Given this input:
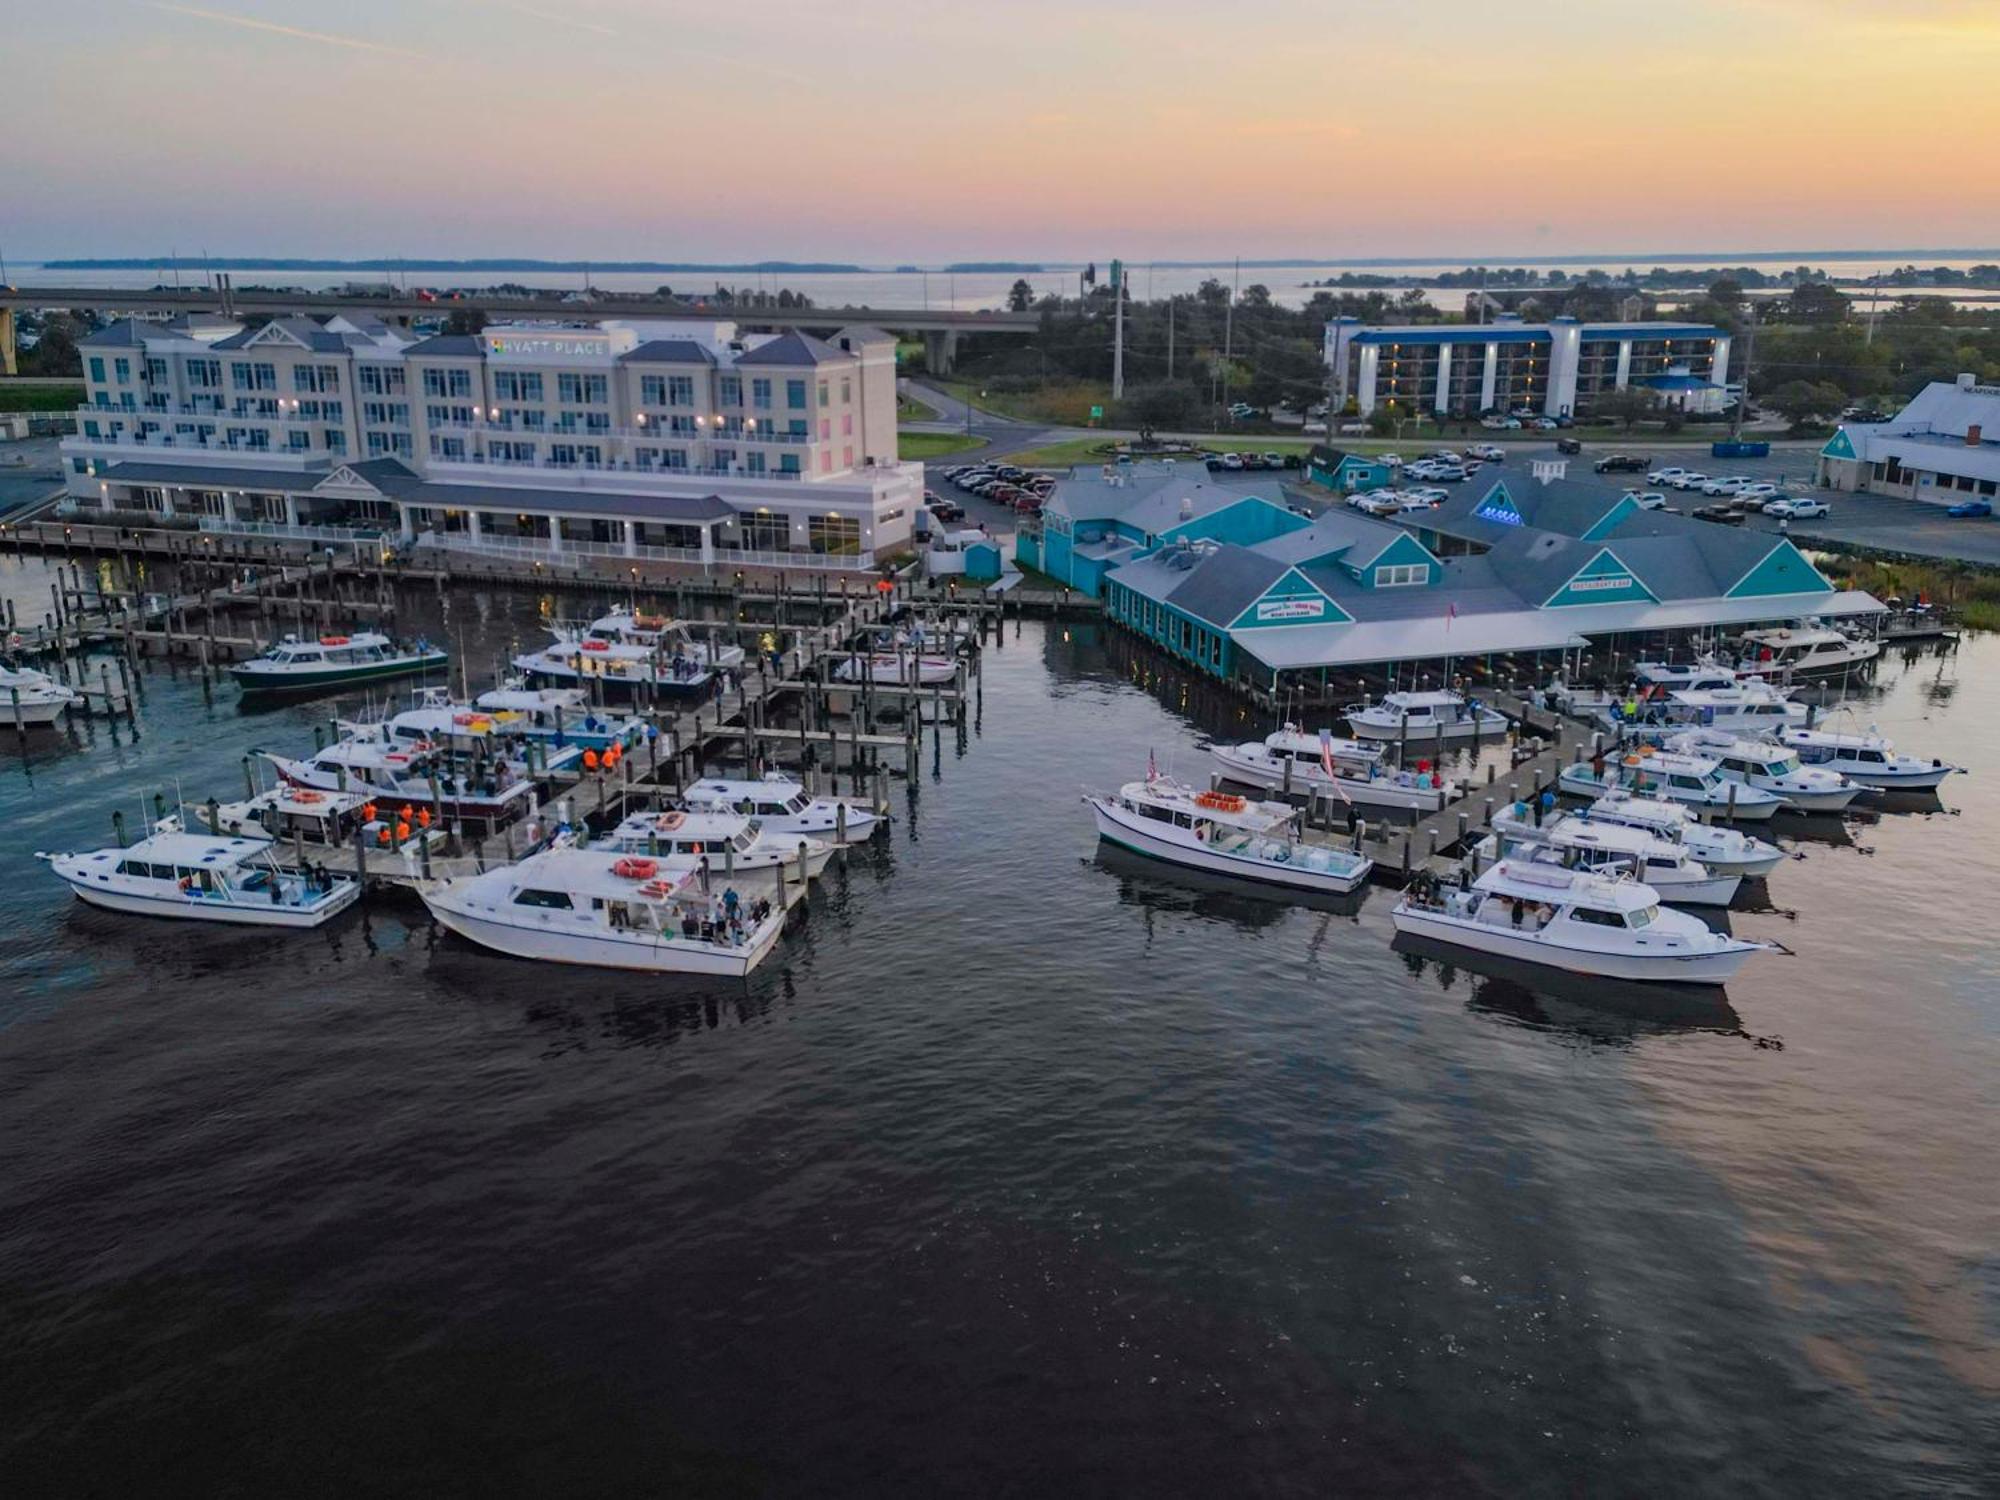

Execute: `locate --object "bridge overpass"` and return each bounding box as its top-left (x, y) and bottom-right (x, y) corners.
top-left (0, 284), bottom-right (1038, 375)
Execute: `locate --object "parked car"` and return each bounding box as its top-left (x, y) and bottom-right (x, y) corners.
top-left (1647, 465), bottom-right (1694, 485)
top-left (1466, 443), bottom-right (1505, 462)
top-left (1666, 472), bottom-right (1710, 491)
top-left (1947, 498), bottom-right (1993, 518)
top-left (1623, 490), bottom-right (1669, 510)
top-left (1405, 486), bottom-right (1449, 505)
top-left (1355, 493), bottom-right (1405, 517)
top-left (1219, 452), bottom-right (1245, 471)
top-left (1013, 495), bottom-right (1044, 514)
top-left (1338, 421), bottom-right (1370, 436)
top-left (1692, 504), bottom-right (1744, 525)
top-left (1555, 437), bottom-right (1583, 455)
top-left (1700, 475), bottom-right (1754, 496)
top-left (1431, 463), bottom-right (1470, 482)
top-left (1379, 453), bottom-right (1404, 468)
top-left (1763, 497), bottom-right (1828, 519)
top-left (1531, 417), bottom-right (1560, 431)
top-left (1595, 453), bottom-right (1648, 473)
top-left (1261, 452), bottom-right (1287, 469)
top-left (1287, 503), bottom-right (1316, 518)
top-left (1395, 493), bottom-right (1442, 512)
top-left (1730, 483), bottom-right (1783, 509)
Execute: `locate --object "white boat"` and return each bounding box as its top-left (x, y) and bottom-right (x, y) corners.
top-left (833, 651), bottom-right (959, 686)
top-left (230, 631), bottom-right (447, 694)
top-left (1391, 860), bottom-right (1772, 983)
top-left (1667, 730), bottom-right (1862, 813)
top-left (1210, 725), bottom-right (1456, 813)
top-left (1345, 690), bottom-right (1509, 744)
top-left (1478, 805), bottom-right (1741, 906)
top-left (1085, 776), bottom-right (1373, 895)
top-left (1662, 682), bottom-right (1809, 735)
top-left (441, 685), bottom-right (645, 752)
top-left (1558, 746), bottom-right (1784, 821)
top-left (1777, 726), bottom-right (1961, 791)
top-left (260, 709), bottom-right (558, 827)
top-left (40, 823), bottom-right (359, 928)
top-left (513, 610), bottom-right (744, 700)
top-left (421, 845), bottom-right (786, 976)
top-left (1634, 656), bottom-right (1743, 692)
top-left (678, 775), bottom-right (883, 844)
top-left (206, 784), bottom-right (442, 855)
top-left (1733, 625), bottom-right (1880, 679)
top-left (598, 808), bottom-right (834, 881)
top-left (0, 662), bottom-right (81, 726)
top-left (1571, 791), bottom-right (1786, 879)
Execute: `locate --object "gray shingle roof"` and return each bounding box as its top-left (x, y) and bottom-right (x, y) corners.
top-left (1160, 543), bottom-right (1291, 626)
top-left (733, 331), bottom-right (849, 367)
top-left (100, 460), bottom-right (331, 491)
top-left (79, 319), bottom-right (158, 348)
top-left (622, 339), bottom-right (718, 365)
top-left (403, 334), bottom-right (487, 358)
top-left (1255, 510), bottom-right (1408, 567)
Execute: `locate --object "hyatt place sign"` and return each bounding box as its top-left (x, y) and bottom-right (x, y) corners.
top-left (487, 335), bottom-right (609, 358)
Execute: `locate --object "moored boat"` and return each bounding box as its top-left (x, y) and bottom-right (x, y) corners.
top-left (1479, 804), bottom-right (1741, 906)
top-left (230, 632), bottom-right (447, 695)
top-left (1777, 726), bottom-right (1960, 791)
top-left (0, 663), bottom-right (81, 727)
top-left (40, 823), bottom-right (359, 927)
top-left (420, 845), bottom-right (786, 975)
top-left (1345, 690), bottom-right (1509, 744)
top-left (1391, 860), bottom-right (1772, 982)
top-left (598, 808), bottom-right (834, 880)
top-left (1733, 625), bottom-right (1880, 679)
top-left (1558, 745), bottom-right (1784, 821)
top-left (1667, 729), bottom-right (1863, 813)
top-left (1210, 724), bottom-right (1455, 814)
top-left (1085, 775), bottom-right (1374, 895)
top-left (677, 775), bottom-right (883, 844)
top-left (1571, 790), bottom-right (1786, 879)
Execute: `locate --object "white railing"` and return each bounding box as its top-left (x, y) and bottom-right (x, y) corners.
top-left (198, 517), bottom-right (385, 543)
top-left (413, 530), bottom-right (874, 571)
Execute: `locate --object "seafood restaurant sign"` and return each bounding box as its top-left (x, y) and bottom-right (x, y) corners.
top-left (1256, 598), bottom-right (1328, 622)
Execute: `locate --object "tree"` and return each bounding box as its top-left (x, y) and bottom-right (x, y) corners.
top-left (1781, 282), bottom-right (1850, 325)
top-left (442, 307), bottom-right (488, 336)
top-left (1593, 385), bottom-right (1662, 432)
top-left (1120, 380), bottom-right (1201, 430)
top-left (26, 313), bottom-right (82, 377)
top-left (1707, 276), bottom-right (1744, 310)
top-left (1007, 278), bottom-right (1034, 313)
top-left (1765, 379), bottom-right (1848, 429)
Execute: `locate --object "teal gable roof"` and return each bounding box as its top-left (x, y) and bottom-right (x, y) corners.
top-left (1726, 539), bottom-right (1834, 599)
top-left (1159, 495), bottom-right (1307, 550)
top-left (1227, 568), bottom-right (1354, 629)
top-left (1580, 495), bottom-right (1638, 541)
top-left (1542, 547), bottom-right (1659, 608)
top-left (1468, 483), bottom-right (1526, 528)
top-left (1358, 530), bottom-right (1439, 576)
top-left (1821, 428), bottom-right (1858, 461)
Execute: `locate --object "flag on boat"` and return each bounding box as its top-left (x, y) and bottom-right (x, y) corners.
top-left (1318, 728), bottom-right (1352, 805)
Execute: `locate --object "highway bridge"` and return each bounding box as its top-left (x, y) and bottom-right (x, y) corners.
top-left (0, 284), bottom-right (1038, 374)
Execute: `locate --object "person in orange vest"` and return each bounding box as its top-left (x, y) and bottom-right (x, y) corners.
top-left (416, 807), bottom-right (432, 829)
top-left (583, 749), bottom-right (600, 772)
top-left (395, 820), bottom-right (411, 843)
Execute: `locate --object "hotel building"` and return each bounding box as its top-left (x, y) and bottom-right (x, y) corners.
top-left (1323, 316), bottom-right (1731, 420)
top-left (62, 314), bottom-right (918, 568)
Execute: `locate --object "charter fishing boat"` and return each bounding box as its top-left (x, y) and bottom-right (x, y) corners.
top-left (1667, 729), bottom-right (1863, 813)
top-left (206, 784), bottom-right (442, 856)
top-left (230, 632), bottom-right (447, 695)
top-left (1558, 746), bottom-right (1784, 821)
top-left (598, 808), bottom-right (834, 881)
top-left (677, 775), bottom-right (883, 844)
top-left (0, 662), bottom-right (82, 727)
top-left (413, 685), bottom-right (644, 753)
top-left (420, 845), bottom-right (787, 976)
top-left (259, 711), bottom-right (554, 828)
top-left (1571, 790), bottom-right (1786, 879)
top-left (1660, 682), bottom-right (1808, 735)
top-left (832, 628), bottom-right (960, 687)
top-left (39, 821), bottom-right (359, 928)
top-left (1344, 690), bottom-right (1509, 744)
top-left (1732, 625), bottom-right (1880, 679)
top-left (1634, 656), bottom-right (1743, 693)
top-left (1210, 725), bottom-right (1455, 813)
top-left (513, 610), bottom-right (744, 701)
top-left (1777, 726), bottom-right (1960, 791)
top-left (1478, 804), bottom-right (1741, 906)
top-left (1084, 775), bottom-right (1374, 895)
top-left (1391, 860), bottom-right (1772, 982)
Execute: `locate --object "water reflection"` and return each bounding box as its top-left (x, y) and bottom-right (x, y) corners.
top-left (1392, 932), bottom-right (1745, 1044)
top-left (1088, 842), bottom-right (1367, 928)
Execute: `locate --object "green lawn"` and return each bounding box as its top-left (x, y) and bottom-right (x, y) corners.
top-left (0, 382), bottom-right (84, 412)
top-left (897, 429), bottom-right (985, 460)
top-left (897, 392), bottom-right (940, 420)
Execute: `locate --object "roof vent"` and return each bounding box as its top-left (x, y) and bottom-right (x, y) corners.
top-left (1530, 458), bottom-right (1567, 484)
top-left (1179, 495), bottom-right (1194, 520)
top-left (1957, 372), bottom-right (1977, 389)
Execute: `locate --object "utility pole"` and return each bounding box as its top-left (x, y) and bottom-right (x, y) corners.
top-left (1166, 299), bottom-right (1175, 381)
top-left (1110, 259), bottom-right (1125, 401)
top-left (1731, 303), bottom-right (1757, 440)
top-left (1864, 274), bottom-right (1882, 346)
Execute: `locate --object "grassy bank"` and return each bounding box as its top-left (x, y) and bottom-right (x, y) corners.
top-left (896, 392), bottom-right (939, 420)
top-left (938, 377), bottom-right (1108, 426)
top-left (897, 429), bottom-right (984, 460)
top-left (1821, 553), bottom-right (2000, 630)
top-left (0, 383), bottom-right (84, 412)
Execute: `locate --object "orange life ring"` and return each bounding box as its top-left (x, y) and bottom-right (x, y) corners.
top-left (319, 634), bottom-right (350, 646)
top-left (654, 812), bottom-right (686, 832)
top-left (580, 639), bottom-right (610, 652)
top-left (293, 789), bottom-right (325, 804)
top-left (637, 879), bottom-right (673, 899)
top-left (613, 856), bottom-right (658, 880)
top-left (1194, 790), bottom-right (1247, 813)
top-left (453, 713), bottom-right (475, 726)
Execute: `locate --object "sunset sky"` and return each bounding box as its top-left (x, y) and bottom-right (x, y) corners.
top-left (8, 0), bottom-right (1999, 263)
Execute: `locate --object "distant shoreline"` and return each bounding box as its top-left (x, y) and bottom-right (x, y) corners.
top-left (37, 258), bottom-right (870, 274)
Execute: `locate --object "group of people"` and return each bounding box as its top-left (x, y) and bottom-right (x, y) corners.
top-left (680, 885), bottom-right (775, 947)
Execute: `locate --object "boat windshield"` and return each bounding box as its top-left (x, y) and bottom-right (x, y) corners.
top-left (1763, 754), bottom-right (1801, 775)
top-left (1628, 905), bottom-right (1656, 929)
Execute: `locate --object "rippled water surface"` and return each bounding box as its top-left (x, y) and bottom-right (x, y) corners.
top-left (1, 557), bottom-right (1994, 1496)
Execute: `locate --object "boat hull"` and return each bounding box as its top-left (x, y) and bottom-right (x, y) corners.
top-left (423, 895), bottom-right (781, 976)
top-left (1389, 906), bottom-right (1758, 983)
top-left (1089, 798), bottom-right (1371, 895)
top-left (56, 874), bottom-right (359, 928)
top-left (1833, 766), bottom-right (1955, 791)
top-left (834, 657), bottom-right (958, 687)
top-left (1210, 746), bottom-right (1443, 813)
top-left (515, 660), bottom-right (719, 701)
top-left (232, 652), bottom-right (448, 695)
top-left (1345, 713), bottom-right (1508, 744)
top-left (1558, 767), bottom-right (1781, 821)
top-left (0, 697), bottom-right (71, 727)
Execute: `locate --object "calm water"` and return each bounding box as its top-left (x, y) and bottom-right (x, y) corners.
top-left (1, 555), bottom-right (1995, 1495)
top-left (16, 257), bottom-right (2000, 313)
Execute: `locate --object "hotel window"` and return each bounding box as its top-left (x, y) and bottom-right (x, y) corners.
top-left (747, 452), bottom-right (767, 474)
top-left (787, 379), bottom-right (807, 409)
top-left (557, 373), bottom-right (607, 404)
top-left (145, 358), bottom-right (168, 383)
top-left (325, 431), bottom-right (346, 456)
top-left (364, 402), bottom-right (409, 427)
top-left (288, 431), bottom-right (311, 452)
top-left (751, 378), bottom-right (773, 410)
top-left (843, 446), bottom-right (853, 468)
top-left (843, 414), bottom-right (853, 436)
top-left (817, 381), bottom-right (829, 408)
top-left (808, 515), bottom-right (862, 555)
top-left (294, 365), bottom-right (339, 394)
top-left (187, 359), bottom-right (220, 388)
top-left (663, 450), bottom-right (688, 471)
top-left (1374, 563), bottom-right (1425, 587)
top-left (88, 358), bottom-right (106, 383)
top-left (494, 371), bottom-right (543, 402)
top-left (741, 513), bottom-right (789, 551)
top-left (668, 376), bottom-right (695, 406)
top-left (115, 359), bottom-right (131, 383)
top-left (431, 436), bottom-right (467, 460)
top-left (584, 412), bottom-right (610, 433)
top-left (820, 419), bottom-right (831, 441)
top-left (841, 378), bottom-right (851, 403)
top-left (519, 410), bottom-right (546, 431)
top-left (720, 376), bottom-right (742, 406)
top-left (549, 443), bottom-right (577, 466)
top-left (640, 375), bottom-right (666, 406)
top-left (780, 453), bottom-right (801, 475)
